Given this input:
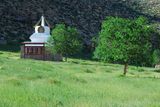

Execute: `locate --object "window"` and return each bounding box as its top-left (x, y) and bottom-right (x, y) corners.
top-left (24, 46), bottom-right (44, 55)
top-left (38, 26), bottom-right (45, 33)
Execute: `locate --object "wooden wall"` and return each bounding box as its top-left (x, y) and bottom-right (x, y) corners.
top-left (21, 45), bottom-right (62, 61)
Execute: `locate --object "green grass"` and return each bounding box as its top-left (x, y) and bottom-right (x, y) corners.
top-left (0, 50), bottom-right (160, 107)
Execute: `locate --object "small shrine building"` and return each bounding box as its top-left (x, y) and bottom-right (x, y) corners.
top-left (21, 16), bottom-right (62, 61)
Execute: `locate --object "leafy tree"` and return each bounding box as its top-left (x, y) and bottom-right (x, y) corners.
top-left (47, 24), bottom-right (82, 61)
top-left (94, 16), bottom-right (153, 75)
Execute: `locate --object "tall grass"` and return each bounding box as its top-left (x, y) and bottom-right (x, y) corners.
top-left (0, 50), bottom-right (160, 107)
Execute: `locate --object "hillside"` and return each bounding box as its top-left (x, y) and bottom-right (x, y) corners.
top-left (135, 0), bottom-right (160, 17)
top-left (0, 0), bottom-right (160, 44)
top-left (0, 49), bottom-right (160, 107)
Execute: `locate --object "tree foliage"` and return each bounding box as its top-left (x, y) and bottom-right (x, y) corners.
top-left (47, 24), bottom-right (82, 61)
top-left (94, 16), bottom-right (153, 75)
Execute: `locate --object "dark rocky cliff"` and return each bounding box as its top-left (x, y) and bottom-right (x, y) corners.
top-left (0, 0), bottom-right (160, 44)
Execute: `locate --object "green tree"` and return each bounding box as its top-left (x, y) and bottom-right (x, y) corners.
top-left (94, 16), bottom-right (153, 75)
top-left (47, 24), bottom-right (82, 61)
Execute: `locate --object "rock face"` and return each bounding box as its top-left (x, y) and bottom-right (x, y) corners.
top-left (0, 0), bottom-right (160, 44)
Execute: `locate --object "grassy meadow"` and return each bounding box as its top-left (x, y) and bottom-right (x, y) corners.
top-left (0, 47), bottom-right (160, 107)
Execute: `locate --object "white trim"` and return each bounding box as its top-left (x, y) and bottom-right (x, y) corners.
top-left (25, 44), bottom-right (44, 46)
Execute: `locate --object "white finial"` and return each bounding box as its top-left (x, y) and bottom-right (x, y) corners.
top-left (41, 16), bottom-right (45, 26)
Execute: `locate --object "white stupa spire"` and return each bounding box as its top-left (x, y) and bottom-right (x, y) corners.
top-left (29, 15), bottom-right (51, 43)
top-left (41, 16), bottom-right (45, 26)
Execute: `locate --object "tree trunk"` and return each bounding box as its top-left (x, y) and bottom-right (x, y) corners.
top-left (65, 56), bottom-right (67, 62)
top-left (123, 63), bottom-right (128, 76)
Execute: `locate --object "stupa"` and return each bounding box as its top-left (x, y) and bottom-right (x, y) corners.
top-left (30, 16), bottom-right (50, 43)
top-left (21, 16), bottom-right (62, 61)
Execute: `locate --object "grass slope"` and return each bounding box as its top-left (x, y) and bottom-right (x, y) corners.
top-left (0, 50), bottom-right (160, 107)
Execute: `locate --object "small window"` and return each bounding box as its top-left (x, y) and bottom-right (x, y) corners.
top-left (29, 47), bottom-right (33, 54)
top-left (38, 47), bottom-right (42, 54)
top-left (38, 26), bottom-right (45, 33)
